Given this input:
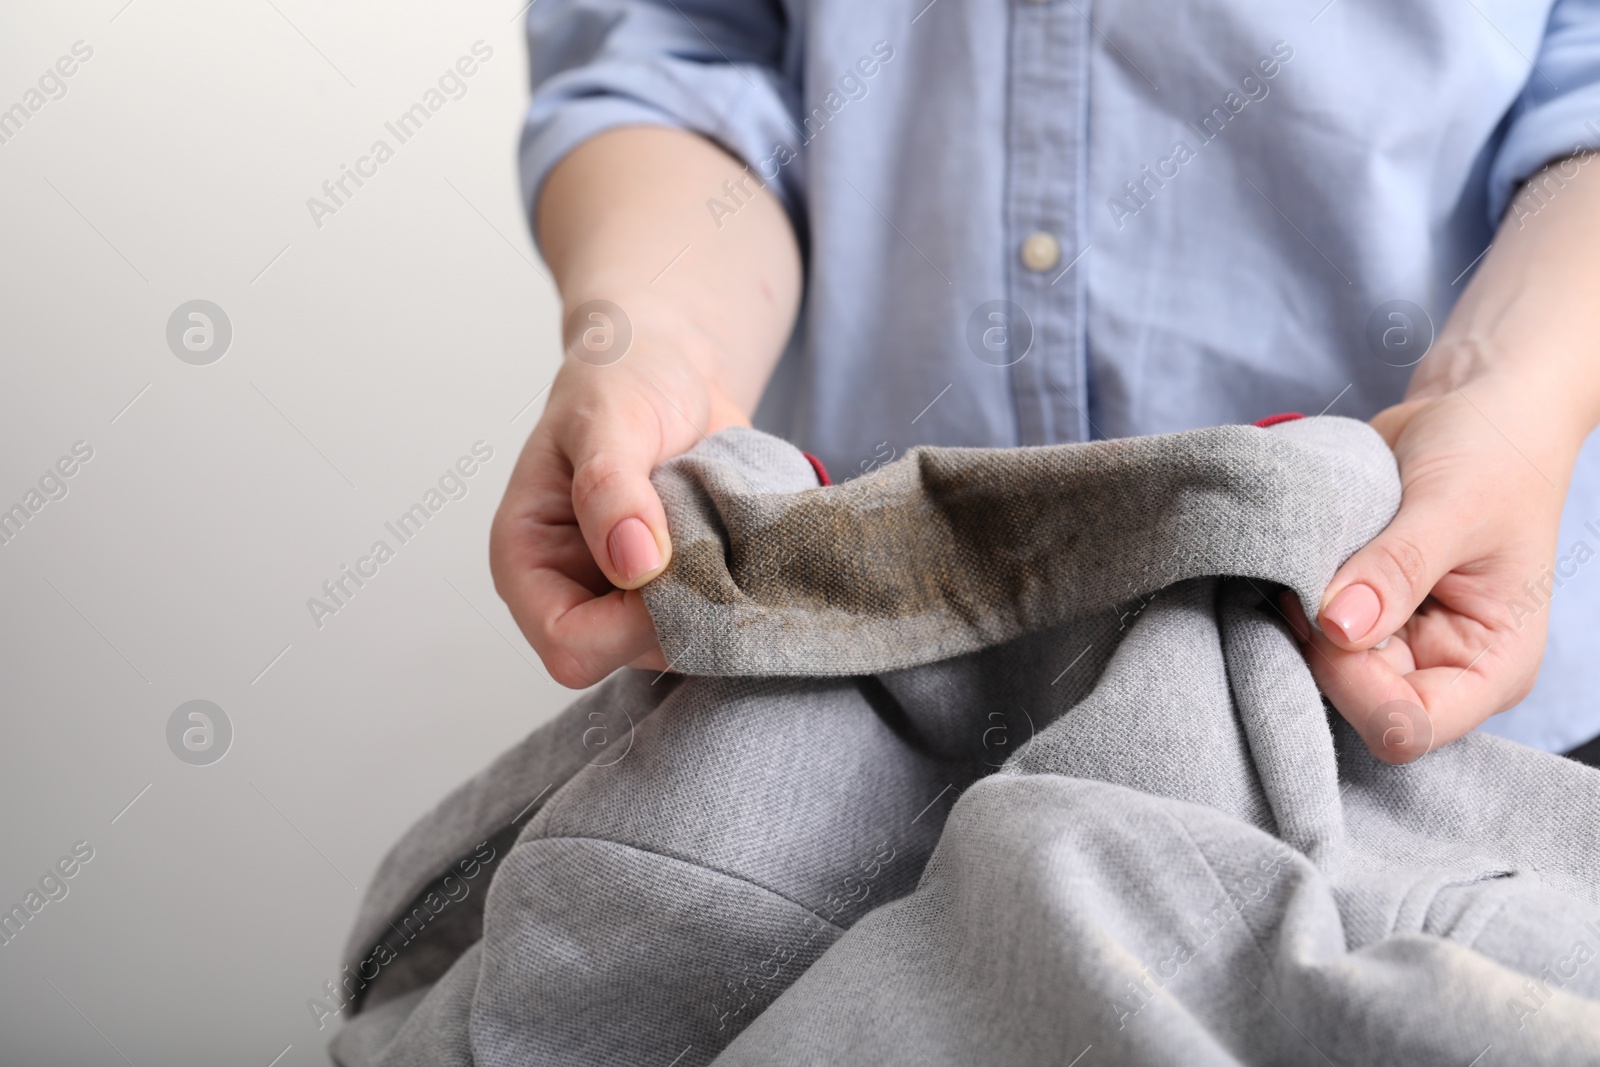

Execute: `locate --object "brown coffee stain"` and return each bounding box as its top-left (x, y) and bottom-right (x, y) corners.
top-left (658, 428), bottom-right (1286, 640)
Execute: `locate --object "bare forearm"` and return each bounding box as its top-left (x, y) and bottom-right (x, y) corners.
top-left (1415, 154), bottom-right (1600, 461)
top-left (535, 125), bottom-right (802, 414)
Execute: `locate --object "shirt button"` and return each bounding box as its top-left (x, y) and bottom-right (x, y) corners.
top-left (1020, 231), bottom-right (1061, 272)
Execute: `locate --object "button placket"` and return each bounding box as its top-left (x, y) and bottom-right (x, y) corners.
top-left (1005, 0), bottom-right (1090, 446)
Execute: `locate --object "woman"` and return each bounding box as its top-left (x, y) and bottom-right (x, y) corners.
top-left (490, 0), bottom-right (1600, 760)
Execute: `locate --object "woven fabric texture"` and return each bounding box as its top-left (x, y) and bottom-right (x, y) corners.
top-left (331, 420), bottom-right (1600, 1066)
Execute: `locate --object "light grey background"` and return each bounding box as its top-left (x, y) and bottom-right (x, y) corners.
top-left (0, 2), bottom-right (578, 1064)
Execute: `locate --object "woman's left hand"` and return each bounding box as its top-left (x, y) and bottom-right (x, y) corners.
top-left (1281, 376), bottom-right (1579, 762)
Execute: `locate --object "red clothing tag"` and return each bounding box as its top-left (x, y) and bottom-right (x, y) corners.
top-left (802, 451), bottom-right (832, 486)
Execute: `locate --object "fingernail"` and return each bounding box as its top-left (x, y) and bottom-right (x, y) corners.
top-left (607, 518), bottom-right (663, 584)
top-left (1322, 583), bottom-right (1381, 643)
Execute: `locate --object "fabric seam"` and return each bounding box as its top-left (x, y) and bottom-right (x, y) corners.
top-left (507, 832), bottom-right (851, 935)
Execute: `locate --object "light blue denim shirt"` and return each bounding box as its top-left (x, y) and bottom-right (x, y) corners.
top-left (518, 0), bottom-right (1600, 751)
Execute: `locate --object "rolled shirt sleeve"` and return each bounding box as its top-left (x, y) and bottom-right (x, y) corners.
top-left (517, 0), bottom-right (804, 248)
top-left (1488, 0), bottom-right (1600, 221)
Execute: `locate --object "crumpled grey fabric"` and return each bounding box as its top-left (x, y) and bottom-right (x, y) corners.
top-left (330, 418), bottom-right (1600, 1067)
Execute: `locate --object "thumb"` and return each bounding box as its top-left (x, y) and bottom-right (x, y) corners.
top-left (1318, 495), bottom-right (1462, 651)
top-left (561, 407), bottom-right (673, 590)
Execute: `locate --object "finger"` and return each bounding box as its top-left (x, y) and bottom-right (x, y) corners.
top-left (1406, 634), bottom-right (1523, 740)
top-left (627, 645), bottom-right (671, 673)
top-left (1318, 493), bottom-right (1470, 652)
top-left (1295, 611), bottom-right (1499, 763)
top-left (556, 395), bottom-right (675, 590)
top-left (490, 430), bottom-right (664, 686)
top-left (492, 434), bottom-right (610, 594)
top-left (1295, 620), bottom-right (1428, 763)
top-left (509, 559), bottom-right (663, 687)
top-left (1282, 589), bottom-right (1415, 671)
top-left (1278, 590), bottom-right (1312, 643)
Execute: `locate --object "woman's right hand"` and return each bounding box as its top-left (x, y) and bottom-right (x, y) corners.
top-left (490, 126), bottom-right (802, 688)
top-left (491, 304), bottom-right (752, 688)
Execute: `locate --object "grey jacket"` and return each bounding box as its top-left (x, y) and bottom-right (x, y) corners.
top-left (330, 418), bottom-right (1600, 1066)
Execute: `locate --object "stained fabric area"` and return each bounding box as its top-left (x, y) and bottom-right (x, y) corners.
top-left (330, 421), bottom-right (1600, 1066)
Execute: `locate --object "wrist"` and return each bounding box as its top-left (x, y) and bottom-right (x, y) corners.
top-left (554, 283), bottom-right (769, 424)
top-left (1409, 338), bottom-right (1595, 461)
top-left (559, 283), bottom-right (724, 373)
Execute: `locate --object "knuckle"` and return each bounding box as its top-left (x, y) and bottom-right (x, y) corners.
top-left (569, 457), bottom-right (632, 515)
top-left (488, 519), bottom-right (512, 571)
top-left (488, 571), bottom-right (515, 606)
top-left (1378, 743), bottom-right (1425, 766)
top-left (544, 661), bottom-right (590, 689)
top-left (1374, 534), bottom-right (1431, 599)
top-left (1502, 662), bottom-right (1539, 709)
top-left (1366, 715), bottom-right (1430, 765)
top-left (529, 617), bottom-right (607, 690)
top-left (543, 647), bottom-right (601, 690)
top-left (486, 525), bottom-right (529, 601)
